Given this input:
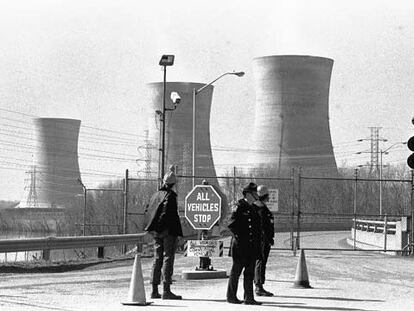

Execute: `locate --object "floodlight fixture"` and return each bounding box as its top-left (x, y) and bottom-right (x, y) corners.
top-left (159, 54), bottom-right (175, 66)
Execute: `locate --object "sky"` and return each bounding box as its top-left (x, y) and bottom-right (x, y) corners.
top-left (0, 0), bottom-right (413, 201)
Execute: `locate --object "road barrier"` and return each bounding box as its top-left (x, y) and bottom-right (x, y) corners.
top-left (0, 233), bottom-right (147, 259)
top-left (350, 217), bottom-right (409, 253)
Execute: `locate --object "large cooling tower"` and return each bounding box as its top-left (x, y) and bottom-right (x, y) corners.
top-left (18, 118), bottom-right (83, 208)
top-left (251, 55), bottom-right (337, 174)
top-left (146, 82), bottom-right (218, 193)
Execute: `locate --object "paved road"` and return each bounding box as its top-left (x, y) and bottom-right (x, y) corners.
top-left (0, 232), bottom-right (413, 311)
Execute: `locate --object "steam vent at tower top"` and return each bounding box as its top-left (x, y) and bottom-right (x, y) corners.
top-left (251, 55), bottom-right (337, 175)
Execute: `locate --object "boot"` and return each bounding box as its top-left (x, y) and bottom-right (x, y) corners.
top-left (151, 284), bottom-right (161, 299)
top-left (162, 283), bottom-right (182, 300)
top-left (255, 284), bottom-right (274, 297)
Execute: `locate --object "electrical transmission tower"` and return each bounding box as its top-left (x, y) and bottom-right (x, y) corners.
top-left (370, 127), bottom-right (380, 171)
top-left (137, 130), bottom-right (156, 179)
top-left (24, 165), bottom-right (39, 208)
top-left (358, 127), bottom-right (387, 173)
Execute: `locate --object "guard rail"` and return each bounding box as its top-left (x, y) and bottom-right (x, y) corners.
top-left (0, 233), bottom-right (147, 260)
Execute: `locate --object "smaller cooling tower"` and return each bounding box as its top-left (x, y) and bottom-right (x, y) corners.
top-left (18, 118), bottom-right (83, 208)
top-left (251, 55), bottom-right (337, 174)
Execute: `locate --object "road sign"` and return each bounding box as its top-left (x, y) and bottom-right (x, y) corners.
top-left (184, 240), bottom-right (224, 257)
top-left (267, 188), bottom-right (279, 212)
top-left (185, 185), bottom-right (222, 230)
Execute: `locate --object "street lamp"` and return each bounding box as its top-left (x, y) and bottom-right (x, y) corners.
top-left (158, 54), bottom-right (177, 183)
top-left (192, 71), bottom-right (245, 187)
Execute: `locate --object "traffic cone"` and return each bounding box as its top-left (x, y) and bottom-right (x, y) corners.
top-left (293, 249), bottom-right (312, 288)
top-left (122, 254), bottom-right (152, 306)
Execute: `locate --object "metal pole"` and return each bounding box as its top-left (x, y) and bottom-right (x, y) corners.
top-left (384, 214), bottom-right (388, 252)
top-left (379, 149), bottom-right (383, 216)
top-left (122, 169), bottom-right (129, 254)
top-left (291, 168), bottom-right (295, 251)
top-left (297, 168), bottom-right (302, 250)
top-left (77, 178), bottom-right (87, 236)
top-left (233, 166), bottom-right (236, 204)
top-left (158, 113), bottom-right (163, 186)
top-left (192, 88), bottom-right (196, 188)
top-left (161, 65), bottom-right (167, 181)
top-left (353, 168), bottom-right (358, 250)
top-left (83, 188), bottom-right (87, 236)
top-left (411, 170), bottom-right (414, 255)
top-left (123, 169), bottom-right (129, 235)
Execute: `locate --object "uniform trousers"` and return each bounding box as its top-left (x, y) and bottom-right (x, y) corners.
top-left (150, 233), bottom-right (178, 285)
top-left (254, 243), bottom-right (271, 286)
top-left (226, 256), bottom-right (256, 301)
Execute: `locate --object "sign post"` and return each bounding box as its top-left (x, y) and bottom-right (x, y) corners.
top-left (182, 184), bottom-right (226, 279)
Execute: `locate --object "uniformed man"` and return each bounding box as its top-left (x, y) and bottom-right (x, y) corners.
top-left (145, 166), bottom-right (183, 300)
top-left (226, 182), bottom-right (262, 305)
top-left (254, 185), bottom-right (275, 296)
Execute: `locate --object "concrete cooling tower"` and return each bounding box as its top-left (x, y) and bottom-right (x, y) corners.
top-left (146, 82), bottom-right (218, 194)
top-left (251, 55), bottom-right (337, 174)
top-left (18, 118), bottom-right (83, 208)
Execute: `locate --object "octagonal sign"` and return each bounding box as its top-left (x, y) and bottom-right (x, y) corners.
top-left (185, 185), bottom-right (222, 230)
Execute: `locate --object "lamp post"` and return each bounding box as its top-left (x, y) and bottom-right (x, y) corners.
top-left (192, 71), bottom-right (245, 187)
top-left (158, 55), bottom-right (176, 183)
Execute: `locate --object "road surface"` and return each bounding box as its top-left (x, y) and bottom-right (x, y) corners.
top-left (0, 231), bottom-right (413, 311)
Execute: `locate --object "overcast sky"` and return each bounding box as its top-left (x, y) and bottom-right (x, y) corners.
top-left (1, 0), bottom-right (413, 200)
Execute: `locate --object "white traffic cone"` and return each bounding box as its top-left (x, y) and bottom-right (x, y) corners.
top-left (293, 249), bottom-right (312, 288)
top-left (122, 254), bottom-right (152, 306)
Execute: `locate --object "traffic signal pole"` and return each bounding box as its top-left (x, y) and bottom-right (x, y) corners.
top-left (411, 170), bottom-right (414, 255)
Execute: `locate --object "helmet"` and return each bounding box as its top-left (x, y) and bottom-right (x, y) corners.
top-left (257, 185), bottom-right (269, 198)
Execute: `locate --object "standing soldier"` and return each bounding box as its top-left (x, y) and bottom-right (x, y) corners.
top-left (226, 182), bottom-right (262, 305)
top-left (254, 185), bottom-right (275, 296)
top-left (145, 166), bottom-right (183, 300)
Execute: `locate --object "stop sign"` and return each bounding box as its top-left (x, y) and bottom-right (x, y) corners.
top-left (185, 185), bottom-right (222, 230)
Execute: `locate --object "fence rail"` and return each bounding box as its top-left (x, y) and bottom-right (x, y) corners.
top-left (354, 218), bottom-right (398, 234)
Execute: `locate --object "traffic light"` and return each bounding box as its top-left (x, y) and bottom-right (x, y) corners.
top-left (408, 136), bottom-right (414, 169)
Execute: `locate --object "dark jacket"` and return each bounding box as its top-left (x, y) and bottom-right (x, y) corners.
top-left (144, 185), bottom-right (183, 237)
top-left (254, 200), bottom-right (275, 246)
top-left (228, 198), bottom-right (261, 259)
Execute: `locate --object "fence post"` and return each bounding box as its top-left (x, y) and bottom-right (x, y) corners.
top-left (42, 249), bottom-right (50, 261)
top-left (291, 168), bottom-right (295, 251)
top-left (411, 170), bottom-right (414, 255)
top-left (98, 247), bottom-right (104, 259)
top-left (123, 169), bottom-right (129, 254)
top-left (384, 214), bottom-right (388, 252)
top-left (353, 168), bottom-right (358, 250)
top-left (296, 167), bottom-right (302, 250)
top-left (233, 166), bottom-right (236, 204)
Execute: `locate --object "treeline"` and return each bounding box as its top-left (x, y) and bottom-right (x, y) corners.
top-left (217, 164), bottom-right (412, 217)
